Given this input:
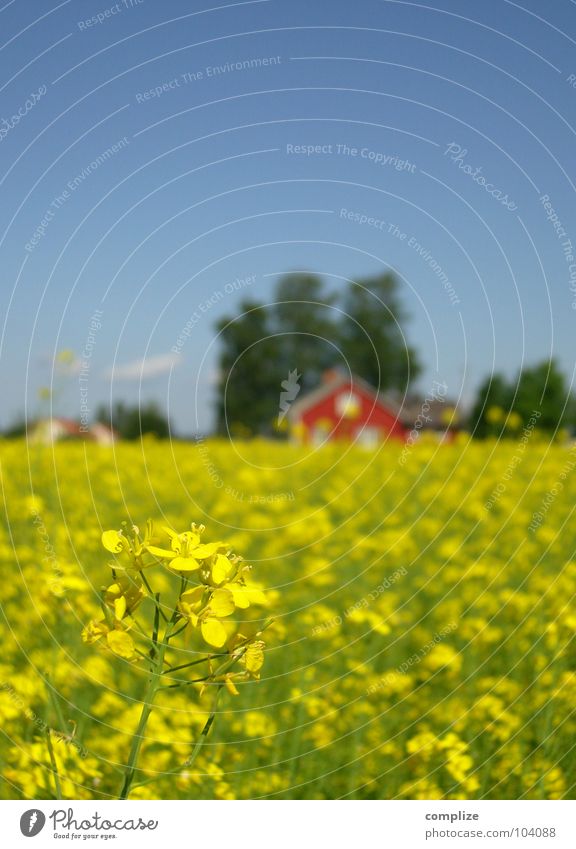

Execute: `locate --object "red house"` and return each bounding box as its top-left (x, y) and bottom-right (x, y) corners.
top-left (287, 371), bottom-right (405, 446)
top-left (287, 371), bottom-right (455, 447)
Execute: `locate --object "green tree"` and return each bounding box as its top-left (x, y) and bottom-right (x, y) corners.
top-left (272, 273), bottom-right (339, 391)
top-left (215, 301), bottom-right (279, 435)
top-left (340, 273), bottom-right (421, 391)
top-left (2, 416), bottom-right (27, 438)
top-left (513, 360), bottom-right (573, 432)
top-left (214, 271), bottom-right (419, 435)
top-left (96, 401), bottom-right (171, 440)
top-left (468, 373), bottom-right (512, 437)
top-left (469, 360), bottom-right (574, 437)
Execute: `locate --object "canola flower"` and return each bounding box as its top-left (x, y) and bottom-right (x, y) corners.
top-left (82, 520), bottom-right (270, 799)
top-left (1, 436), bottom-right (575, 800)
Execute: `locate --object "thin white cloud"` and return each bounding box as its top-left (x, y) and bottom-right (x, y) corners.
top-left (106, 353), bottom-right (182, 381)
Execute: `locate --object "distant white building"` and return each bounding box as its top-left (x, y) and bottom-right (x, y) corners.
top-left (31, 418), bottom-right (117, 445)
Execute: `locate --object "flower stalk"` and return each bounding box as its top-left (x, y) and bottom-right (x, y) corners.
top-left (81, 520), bottom-right (270, 800)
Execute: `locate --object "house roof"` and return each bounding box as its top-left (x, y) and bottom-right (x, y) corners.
top-left (288, 372), bottom-right (456, 429)
top-left (288, 372), bottom-right (398, 418)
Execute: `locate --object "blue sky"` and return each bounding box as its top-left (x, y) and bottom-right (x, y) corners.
top-left (1, 0), bottom-right (575, 433)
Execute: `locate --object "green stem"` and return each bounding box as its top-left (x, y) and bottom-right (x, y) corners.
top-left (152, 593), bottom-right (161, 644)
top-left (141, 574), bottom-right (168, 621)
top-left (45, 674), bottom-right (67, 733)
top-left (182, 685), bottom-right (222, 773)
top-left (118, 627), bottom-right (170, 800)
top-left (131, 685), bottom-right (223, 791)
top-left (166, 621), bottom-right (187, 641)
top-left (117, 607), bottom-right (270, 799)
top-left (45, 729), bottom-right (63, 799)
top-left (162, 654), bottom-right (226, 675)
top-left (161, 677), bottom-right (209, 690)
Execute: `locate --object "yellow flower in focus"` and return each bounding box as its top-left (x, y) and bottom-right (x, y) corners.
top-left (82, 619), bottom-right (137, 661)
top-left (104, 575), bottom-right (144, 620)
top-left (241, 641), bottom-right (265, 678)
top-left (106, 629), bottom-right (137, 660)
top-left (146, 525), bottom-right (228, 573)
top-left (179, 586), bottom-right (235, 647)
top-left (102, 530), bottom-right (127, 554)
top-left (81, 618), bottom-right (109, 644)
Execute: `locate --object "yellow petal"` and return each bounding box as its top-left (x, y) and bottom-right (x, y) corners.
top-left (201, 618), bottom-right (228, 648)
top-left (224, 677), bottom-right (240, 696)
top-left (180, 586), bottom-right (204, 606)
top-left (82, 619), bottom-right (109, 643)
top-left (228, 586), bottom-right (250, 609)
top-left (247, 586), bottom-right (266, 605)
top-left (244, 643), bottom-right (265, 673)
top-left (102, 530), bottom-right (124, 553)
top-left (146, 545), bottom-right (177, 559)
top-left (212, 554), bottom-right (235, 585)
top-left (170, 555), bottom-right (200, 572)
top-left (209, 588), bottom-right (235, 617)
top-left (189, 542), bottom-right (225, 560)
top-left (229, 585), bottom-right (266, 609)
top-left (107, 630), bottom-right (136, 659)
top-left (114, 597), bottom-right (127, 620)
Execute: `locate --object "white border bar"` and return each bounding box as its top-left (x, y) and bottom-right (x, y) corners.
top-left (2, 800), bottom-right (575, 848)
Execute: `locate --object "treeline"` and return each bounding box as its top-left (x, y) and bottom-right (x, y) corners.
top-left (215, 271), bottom-right (575, 438)
top-left (2, 401), bottom-right (171, 441)
top-left (469, 360), bottom-right (575, 438)
top-left (2, 269), bottom-right (574, 440)
top-left (215, 271), bottom-right (420, 435)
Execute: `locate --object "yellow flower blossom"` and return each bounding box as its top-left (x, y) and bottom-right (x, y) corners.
top-left (2, 436), bottom-right (574, 800)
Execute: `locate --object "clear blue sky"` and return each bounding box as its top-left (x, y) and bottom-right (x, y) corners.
top-left (1, 0), bottom-right (575, 433)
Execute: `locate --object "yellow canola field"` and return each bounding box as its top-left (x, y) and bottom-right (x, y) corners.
top-left (0, 436), bottom-right (575, 800)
